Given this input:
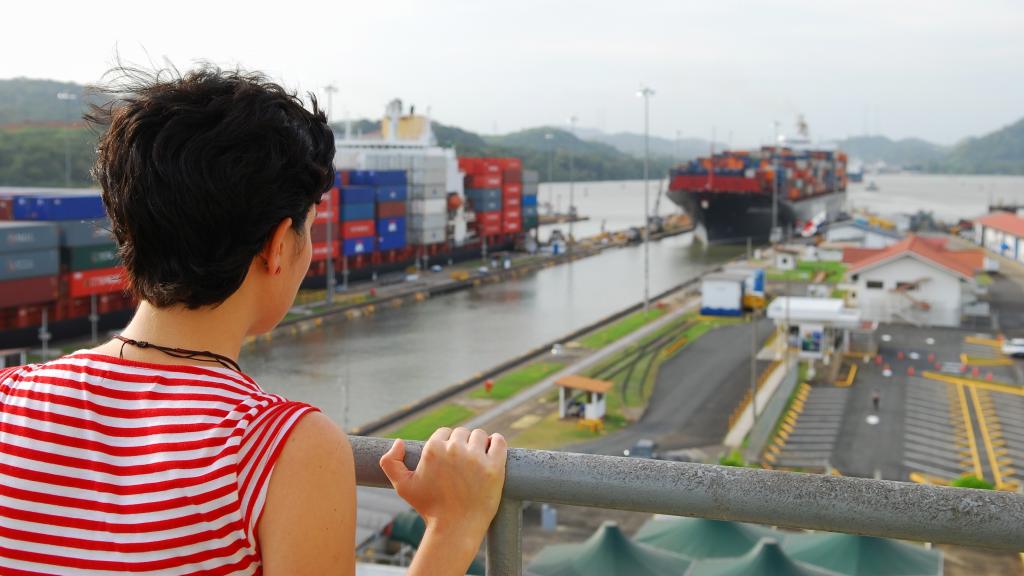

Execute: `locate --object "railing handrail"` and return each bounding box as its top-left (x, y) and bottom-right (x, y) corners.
top-left (351, 436), bottom-right (1024, 574)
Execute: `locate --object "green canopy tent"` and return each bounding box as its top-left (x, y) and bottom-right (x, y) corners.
top-left (687, 538), bottom-right (842, 576)
top-left (527, 521), bottom-right (692, 576)
top-left (634, 516), bottom-right (779, 559)
top-left (781, 532), bottom-right (943, 576)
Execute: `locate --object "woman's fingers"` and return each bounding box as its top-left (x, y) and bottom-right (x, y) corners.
top-left (429, 427), bottom-right (453, 442)
top-left (487, 433), bottom-right (508, 460)
top-left (449, 427), bottom-right (471, 445)
top-left (468, 428), bottom-right (489, 452)
top-left (379, 438), bottom-right (411, 487)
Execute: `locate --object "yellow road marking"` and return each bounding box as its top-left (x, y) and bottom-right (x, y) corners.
top-left (970, 386), bottom-right (1005, 489)
top-left (965, 335), bottom-right (1003, 348)
top-left (956, 383), bottom-right (984, 479)
top-left (923, 371), bottom-right (1024, 396)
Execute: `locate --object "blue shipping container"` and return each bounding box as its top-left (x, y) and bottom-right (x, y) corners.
top-left (377, 234), bottom-right (407, 251)
top-left (341, 186), bottom-right (376, 205)
top-left (343, 237), bottom-right (376, 256)
top-left (521, 194), bottom-right (538, 207)
top-left (349, 170), bottom-right (407, 187)
top-left (522, 205), bottom-right (538, 217)
top-left (465, 188), bottom-right (501, 203)
top-left (0, 249), bottom-right (59, 281)
top-left (375, 185), bottom-right (408, 202)
top-left (377, 217), bottom-right (406, 237)
top-left (341, 203), bottom-right (375, 221)
top-left (13, 194), bottom-right (106, 221)
top-left (0, 222), bottom-right (59, 254)
top-left (58, 219), bottom-right (114, 248)
top-left (472, 198), bottom-right (502, 212)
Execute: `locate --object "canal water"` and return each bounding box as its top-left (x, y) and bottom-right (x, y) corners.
top-left (241, 233), bottom-right (743, 428)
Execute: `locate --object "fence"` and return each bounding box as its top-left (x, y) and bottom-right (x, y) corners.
top-left (351, 436), bottom-right (1024, 575)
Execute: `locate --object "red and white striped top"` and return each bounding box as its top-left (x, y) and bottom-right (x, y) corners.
top-left (0, 351), bottom-right (318, 575)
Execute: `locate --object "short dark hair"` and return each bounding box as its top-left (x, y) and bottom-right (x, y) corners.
top-left (87, 65), bottom-right (335, 309)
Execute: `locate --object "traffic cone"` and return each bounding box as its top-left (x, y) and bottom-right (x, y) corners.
top-left (908, 366), bottom-right (916, 376)
top-left (875, 355), bottom-right (883, 365)
top-left (986, 372), bottom-right (994, 381)
top-left (960, 364), bottom-right (968, 374)
top-left (897, 351), bottom-right (905, 360)
top-left (928, 353), bottom-right (936, 363)
top-left (935, 362), bottom-right (942, 370)
top-left (972, 366), bottom-right (981, 378)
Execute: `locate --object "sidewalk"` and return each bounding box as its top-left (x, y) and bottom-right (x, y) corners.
top-left (463, 299), bottom-right (698, 430)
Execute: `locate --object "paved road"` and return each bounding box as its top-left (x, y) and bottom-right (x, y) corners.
top-left (571, 318), bottom-right (772, 457)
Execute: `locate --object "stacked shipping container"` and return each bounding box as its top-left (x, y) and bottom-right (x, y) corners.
top-left (459, 157), bottom-right (526, 238)
top-left (670, 147), bottom-right (849, 199)
top-left (522, 170), bottom-right (540, 230)
top-left (0, 188), bottom-right (131, 329)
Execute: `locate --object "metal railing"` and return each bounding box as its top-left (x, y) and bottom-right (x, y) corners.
top-left (351, 436), bottom-right (1024, 575)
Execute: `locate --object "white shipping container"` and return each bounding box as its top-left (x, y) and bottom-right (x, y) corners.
top-left (409, 184), bottom-right (446, 199)
top-left (409, 213), bottom-right (447, 229)
top-left (411, 198), bottom-right (447, 215)
top-left (408, 228), bottom-right (446, 245)
top-left (700, 273), bottom-right (746, 316)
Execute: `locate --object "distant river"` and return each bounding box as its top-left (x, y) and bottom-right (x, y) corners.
top-left (845, 173), bottom-right (1024, 221)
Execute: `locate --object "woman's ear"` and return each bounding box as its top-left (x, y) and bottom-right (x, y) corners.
top-left (261, 218), bottom-right (294, 276)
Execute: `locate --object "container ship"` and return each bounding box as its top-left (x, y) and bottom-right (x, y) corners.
top-left (0, 100), bottom-right (540, 350)
top-left (667, 118), bottom-right (848, 244)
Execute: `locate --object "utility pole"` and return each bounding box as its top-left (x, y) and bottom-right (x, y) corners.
top-left (568, 115), bottom-right (577, 252)
top-left (748, 236), bottom-right (758, 428)
top-left (324, 85), bottom-right (339, 303)
top-left (57, 92), bottom-right (77, 187)
top-left (637, 87), bottom-right (654, 313)
top-left (771, 120), bottom-right (781, 244)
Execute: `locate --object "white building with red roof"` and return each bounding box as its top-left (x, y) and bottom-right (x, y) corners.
top-left (845, 235), bottom-right (984, 327)
top-left (973, 211), bottom-right (1024, 264)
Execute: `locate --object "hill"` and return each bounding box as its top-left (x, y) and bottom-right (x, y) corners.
top-left (835, 135), bottom-right (949, 168)
top-left (939, 118), bottom-right (1024, 175)
top-left (0, 78), bottom-right (96, 126)
top-left (574, 128), bottom-right (713, 161)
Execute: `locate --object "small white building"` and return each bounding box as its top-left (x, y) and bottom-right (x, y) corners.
top-left (775, 248), bottom-right (799, 271)
top-left (823, 220), bottom-right (903, 248)
top-left (556, 375), bottom-right (612, 421)
top-left (766, 297), bottom-right (862, 364)
top-left (847, 235), bottom-right (983, 327)
top-left (701, 272), bottom-right (747, 316)
top-left (974, 211), bottom-right (1024, 265)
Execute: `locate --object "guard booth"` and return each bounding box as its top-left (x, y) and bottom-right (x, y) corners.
top-left (766, 297), bottom-right (865, 366)
top-left (556, 375), bottom-right (612, 421)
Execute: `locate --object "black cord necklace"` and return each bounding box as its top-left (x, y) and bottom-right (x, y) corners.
top-left (114, 335), bottom-right (242, 373)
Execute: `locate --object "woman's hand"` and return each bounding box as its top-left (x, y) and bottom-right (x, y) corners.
top-left (380, 427), bottom-right (507, 540)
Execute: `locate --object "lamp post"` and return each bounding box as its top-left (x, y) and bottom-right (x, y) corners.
top-left (567, 116), bottom-right (577, 252)
top-left (324, 84), bottom-right (339, 303)
top-left (771, 120), bottom-right (781, 244)
top-left (56, 91), bottom-right (77, 187)
top-left (637, 87), bottom-right (654, 313)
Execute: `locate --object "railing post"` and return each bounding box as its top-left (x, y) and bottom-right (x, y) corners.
top-left (486, 498), bottom-right (523, 576)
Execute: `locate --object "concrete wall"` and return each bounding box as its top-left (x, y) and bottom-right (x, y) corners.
top-left (825, 225), bottom-right (898, 248)
top-left (854, 256), bottom-right (965, 327)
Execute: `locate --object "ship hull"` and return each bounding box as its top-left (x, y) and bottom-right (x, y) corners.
top-left (667, 189), bottom-right (846, 244)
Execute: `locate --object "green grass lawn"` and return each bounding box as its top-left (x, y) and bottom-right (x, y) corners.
top-left (768, 261), bottom-right (848, 284)
top-left (976, 272), bottom-right (994, 286)
top-left (469, 362), bottom-right (565, 400)
top-left (579, 309), bottom-right (666, 349)
top-left (387, 404), bottom-right (475, 441)
top-left (511, 411), bottom-right (628, 449)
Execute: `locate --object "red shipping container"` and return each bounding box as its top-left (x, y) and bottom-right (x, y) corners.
top-left (504, 208), bottom-right (522, 221)
top-left (0, 198), bottom-right (12, 220)
top-left (342, 220), bottom-right (375, 238)
top-left (377, 201), bottom-right (406, 218)
top-left (0, 275), bottom-right (59, 308)
top-left (493, 157), bottom-right (522, 171)
top-left (311, 241), bottom-right (340, 262)
top-left (311, 221), bottom-right (330, 243)
top-left (503, 218), bottom-right (522, 233)
top-left (477, 222), bottom-right (502, 236)
top-left (314, 188), bottom-right (340, 224)
top-left (503, 183), bottom-right (522, 196)
top-left (481, 161), bottom-right (501, 174)
top-left (69, 267), bottom-right (127, 298)
top-left (503, 169), bottom-right (522, 184)
top-left (458, 157), bottom-right (482, 174)
top-left (504, 195), bottom-right (521, 209)
top-left (478, 211), bottom-right (502, 225)
top-left (468, 174), bottom-right (502, 188)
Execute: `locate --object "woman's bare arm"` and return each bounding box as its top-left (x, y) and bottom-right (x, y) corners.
top-left (259, 412), bottom-right (356, 576)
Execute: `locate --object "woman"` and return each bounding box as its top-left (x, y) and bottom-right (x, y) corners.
top-left (0, 67), bottom-right (507, 575)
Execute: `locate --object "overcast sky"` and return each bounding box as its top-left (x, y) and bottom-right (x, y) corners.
top-left (3, 0), bottom-right (1021, 145)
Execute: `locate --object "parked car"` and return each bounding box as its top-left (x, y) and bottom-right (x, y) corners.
top-left (1002, 338), bottom-right (1024, 358)
top-left (623, 438), bottom-right (657, 458)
